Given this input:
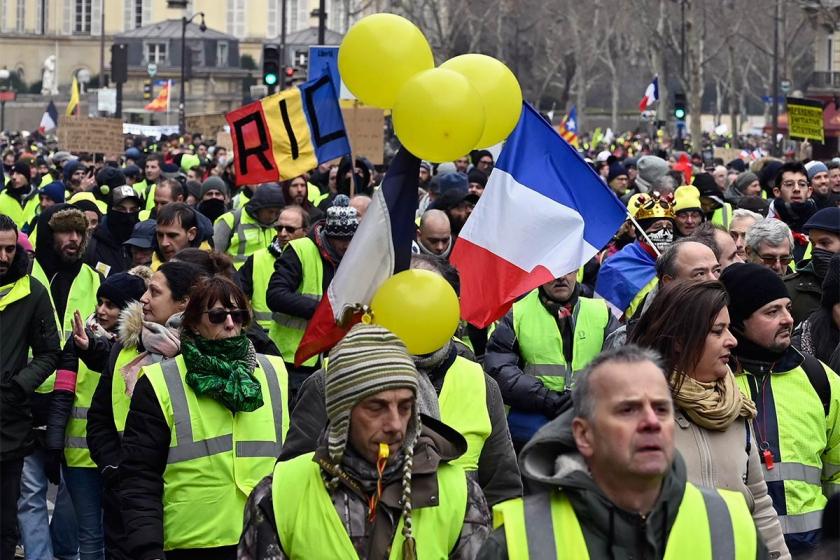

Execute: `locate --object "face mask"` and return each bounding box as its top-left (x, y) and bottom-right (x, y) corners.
top-left (107, 209), bottom-right (140, 242)
top-left (217, 156), bottom-right (227, 167)
top-left (811, 247), bottom-right (836, 279)
top-left (198, 198), bottom-right (226, 223)
top-left (646, 228), bottom-right (674, 253)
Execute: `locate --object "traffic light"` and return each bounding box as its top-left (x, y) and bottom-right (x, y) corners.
top-left (111, 43), bottom-right (128, 84)
top-left (673, 93), bottom-right (687, 121)
top-left (143, 80), bottom-right (152, 100)
top-left (262, 45), bottom-right (280, 91)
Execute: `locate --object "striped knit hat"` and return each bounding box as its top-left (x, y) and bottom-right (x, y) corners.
top-left (325, 323), bottom-right (419, 465)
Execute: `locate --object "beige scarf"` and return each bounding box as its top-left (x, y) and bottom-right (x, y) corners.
top-left (673, 369), bottom-right (757, 431)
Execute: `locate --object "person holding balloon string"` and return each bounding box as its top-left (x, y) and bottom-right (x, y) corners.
top-left (280, 256), bottom-right (523, 507)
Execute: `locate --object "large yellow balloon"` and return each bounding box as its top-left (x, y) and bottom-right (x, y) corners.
top-left (370, 270), bottom-right (460, 355)
top-left (392, 68), bottom-right (486, 163)
top-left (338, 14), bottom-right (434, 109)
top-left (440, 54), bottom-right (522, 148)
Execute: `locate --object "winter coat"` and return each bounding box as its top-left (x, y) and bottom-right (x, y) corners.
top-left (673, 411), bottom-right (789, 559)
top-left (783, 262), bottom-right (823, 326)
top-left (0, 246), bottom-right (61, 460)
top-left (84, 218), bottom-right (133, 277)
top-left (237, 416), bottom-right (491, 560)
top-left (478, 409), bottom-right (770, 560)
top-left (279, 343), bottom-right (523, 506)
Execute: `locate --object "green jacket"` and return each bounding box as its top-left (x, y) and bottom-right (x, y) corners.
top-left (783, 262), bottom-right (822, 326)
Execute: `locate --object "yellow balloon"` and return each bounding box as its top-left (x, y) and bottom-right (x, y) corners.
top-left (392, 68), bottom-right (486, 163)
top-left (338, 14), bottom-right (434, 109)
top-left (370, 270), bottom-right (460, 355)
top-left (440, 54), bottom-right (523, 148)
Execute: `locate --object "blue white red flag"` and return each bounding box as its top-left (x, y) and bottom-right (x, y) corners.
top-left (450, 103), bottom-right (627, 328)
top-left (38, 100), bottom-right (58, 133)
top-left (594, 242), bottom-right (658, 318)
top-left (639, 76), bottom-right (659, 112)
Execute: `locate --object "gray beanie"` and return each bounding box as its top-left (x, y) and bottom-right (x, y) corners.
top-left (733, 172), bottom-right (759, 195)
top-left (245, 183), bottom-right (284, 211)
top-left (200, 176), bottom-right (229, 199)
top-left (635, 156), bottom-right (670, 193)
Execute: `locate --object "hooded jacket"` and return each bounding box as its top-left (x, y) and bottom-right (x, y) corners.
top-left (84, 215), bottom-right (135, 276)
top-left (0, 244), bottom-right (61, 460)
top-left (478, 410), bottom-right (770, 560)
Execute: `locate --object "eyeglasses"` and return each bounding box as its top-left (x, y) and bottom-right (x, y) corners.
top-left (277, 225), bottom-right (302, 234)
top-left (204, 308), bottom-right (249, 325)
top-left (758, 254), bottom-right (793, 266)
top-left (780, 180), bottom-right (808, 189)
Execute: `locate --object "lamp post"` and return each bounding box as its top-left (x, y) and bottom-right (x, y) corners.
top-left (0, 68), bottom-right (10, 132)
top-left (179, 12), bottom-right (206, 135)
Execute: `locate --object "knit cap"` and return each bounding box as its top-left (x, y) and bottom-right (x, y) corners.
top-left (733, 172), bottom-right (759, 196)
top-left (200, 176), bottom-right (229, 199)
top-left (607, 161), bottom-right (628, 183)
top-left (97, 271), bottom-right (148, 309)
top-left (673, 185), bottom-right (702, 214)
top-left (325, 323), bottom-right (418, 466)
top-left (635, 155), bottom-right (670, 193)
top-left (719, 263), bottom-right (789, 327)
top-left (805, 160), bottom-right (829, 181)
top-left (39, 181), bottom-right (66, 203)
top-left (323, 194), bottom-right (359, 238)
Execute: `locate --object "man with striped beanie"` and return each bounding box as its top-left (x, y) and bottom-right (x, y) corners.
top-left (239, 323), bottom-right (490, 559)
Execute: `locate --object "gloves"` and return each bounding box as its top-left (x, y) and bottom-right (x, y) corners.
top-left (548, 390), bottom-right (573, 419)
top-left (44, 449), bottom-right (63, 485)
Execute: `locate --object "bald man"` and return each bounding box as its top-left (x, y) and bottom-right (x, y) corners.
top-left (349, 194), bottom-right (371, 221)
top-left (414, 209), bottom-right (453, 258)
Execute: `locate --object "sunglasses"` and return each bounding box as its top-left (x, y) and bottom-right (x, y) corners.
top-left (277, 225), bottom-right (302, 234)
top-left (204, 308), bottom-right (249, 325)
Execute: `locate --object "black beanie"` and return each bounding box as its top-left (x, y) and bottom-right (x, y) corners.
top-left (821, 254), bottom-right (840, 309)
top-left (96, 272), bottom-right (147, 309)
top-left (719, 263), bottom-right (790, 326)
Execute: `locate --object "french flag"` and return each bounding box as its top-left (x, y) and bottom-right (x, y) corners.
top-left (295, 148), bottom-right (419, 365)
top-left (450, 104), bottom-right (627, 328)
top-left (38, 100), bottom-right (58, 133)
top-left (639, 76), bottom-right (659, 112)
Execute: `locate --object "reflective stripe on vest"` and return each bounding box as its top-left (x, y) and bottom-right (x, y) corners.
top-left (513, 291), bottom-right (608, 391)
top-left (438, 356), bottom-right (492, 472)
top-left (111, 346), bottom-right (142, 436)
top-left (712, 203), bottom-right (732, 229)
top-left (494, 483), bottom-right (757, 559)
top-left (64, 363), bottom-right (102, 467)
top-left (250, 247), bottom-right (278, 331)
top-left (144, 353), bottom-right (289, 550)
top-left (272, 452), bottom-right (467, 559)
top-left (268, 237), bottom-right (323, 366)
top-left (224, 209), bottom-right (274, 268)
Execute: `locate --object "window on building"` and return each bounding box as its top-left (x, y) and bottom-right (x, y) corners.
top-left (36, 0), bottom-right (48, 33)
top-left (75, 0), bottom-right (92, 33)
top-left (145, 42), bottom-right (167, 65)
top-left (226, 0), bottom-right (245, 38)
top-left (16, 0), bottom-right (24, 32)
top-left (133, 0), bottom-right (143, 28)
top-left (289, 0), bottom-right (299, 33)
top-left (216, 42), bottom-right (229, 67)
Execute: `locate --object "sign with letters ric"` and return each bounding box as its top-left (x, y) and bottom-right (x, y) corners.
top-left (225, 74), bottom-right (351, 186)
top-left (786, 97), bottom-right (824, 143)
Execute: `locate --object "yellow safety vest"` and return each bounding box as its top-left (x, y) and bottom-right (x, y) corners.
top-left (64, 360), bottom-right (101, 468)
top-left (493, 483), bottom-right (758, 559)
top-left (250, 246), bottom-right (278, 331)
top-left (0, 189), bottom-right (39, 230)
top-left (268, 237), bottom-right (323, 366)
top-left (31, 260), bottom-right (100, 393)
top-left (143, 353), bottom-right (289, 551)
top-left (513, 291), bottom-right (609, 391)
top-left (712, 203), bottom-right (733, 229)
top-left (110, 345), bottom-right (142, 436)
top-left (272, 451), bottom-right (467, 559)
top-left (438, 356), bottom-right (492, 472)
top-left (216, 208), bottom-right (275, 269)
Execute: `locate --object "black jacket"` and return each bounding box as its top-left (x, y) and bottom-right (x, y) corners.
top-left (0, 246), bottom-right (61, 460)
top-left (87, 341), bottom-right (133, 472)
top-left (85, 218), bottom-right (133, 276)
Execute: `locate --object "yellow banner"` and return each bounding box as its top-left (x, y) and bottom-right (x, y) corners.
top-left (787, 99), bottom-right (824, 143)
top-left (262, 89), bottom-right (318, 180)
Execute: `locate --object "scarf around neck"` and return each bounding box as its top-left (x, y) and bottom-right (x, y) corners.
top-left (673, 370), bottom-right (756, 431)
top-left (181, 334), bottom-right (263, 413)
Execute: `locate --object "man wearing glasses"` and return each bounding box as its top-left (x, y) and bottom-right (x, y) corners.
top-left (745, 218), bottom-right (794, 276)
top-left (768, 161), bottom-right (818, 262)
top-left (238, 205), bottom-right (309, 333)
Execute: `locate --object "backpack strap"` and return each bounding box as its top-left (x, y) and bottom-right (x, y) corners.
top-left (801, 353), bottom-right (831, 417)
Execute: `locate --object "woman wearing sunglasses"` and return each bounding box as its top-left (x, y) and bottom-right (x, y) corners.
top-left (118, 275), bottom-right (289, 560)
top-left (629, 280), bottom-right (790, 559)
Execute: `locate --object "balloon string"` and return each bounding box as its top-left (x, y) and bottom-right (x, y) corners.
top-left (368, 443), bottom-right (389, 523)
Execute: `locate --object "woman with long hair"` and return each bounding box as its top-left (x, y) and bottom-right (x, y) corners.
top-left (119, 276), bottom-right (289, 560)
top-left (629, 280), bottom-right (790, 559)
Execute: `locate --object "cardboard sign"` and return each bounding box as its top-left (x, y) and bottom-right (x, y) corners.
top-left (185, 113), bottom-right (227, 138)
top-left (787, 97), bottom-right (825, 143)
top-left (215, 131), bottom-right (233, 151)
top-left (340, 105), bottom-right (384, 165)
top-left (58, 116), bottom-right (123, 156)
top-left (713, 147), bottom-right (742, 163)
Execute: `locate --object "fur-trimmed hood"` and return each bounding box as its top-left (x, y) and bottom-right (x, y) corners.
top-left (118, 301), bottom-right (145, 349)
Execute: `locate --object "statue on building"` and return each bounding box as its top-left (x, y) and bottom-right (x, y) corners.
top-left (41, 55), bottom-right (59, 96)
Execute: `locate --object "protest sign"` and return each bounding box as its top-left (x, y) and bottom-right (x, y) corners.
top-left (215, 131), bottom-right (233, 151)
top-left (713, 147), bottom-right (742, 163)
top-left (59, 116), bottom-right (123, 155)
top-left (122, 123), bottom-right (179, 138)
top-left (340, 104), bottom-right (384, 165)
top-left (787, 97), bottom-right (825, 143)
top-left (185, 113), bottom-right (227, 138)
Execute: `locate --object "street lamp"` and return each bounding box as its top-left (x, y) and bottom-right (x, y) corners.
top-left (179, 12), bottom-right (206, 134)
top-left (0, 68), bottom-right (10, 132)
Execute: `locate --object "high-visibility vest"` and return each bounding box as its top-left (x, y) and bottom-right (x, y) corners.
top-left (110, 345), bottom-right (141, 436)
top-left (512, 291), bottom-right (609, 391)
top-left (712, 203), bottom-right (733, 229)
top-left (438, 356), bottom-right (492, 472)
top-left (268, 237), bottom-right (323, 366)
top-left (216, 208), bottom-right (274, 269)
top-left (272, 451), bottom-right (467, 559)
top-left (64, 361), bottom-right (101, 468)
top-left (493, 483), bottom-right (758, 559)
top-left (31, 260), bottom-right (100, 393)
top-left (0, 189), bottom-right (39, 230)
top-left (736, 361), bottom-right (840, 545)
top-left (250, 246), bottom-right (277, 331)
top-left (143, 353), bottom-right (289, 551)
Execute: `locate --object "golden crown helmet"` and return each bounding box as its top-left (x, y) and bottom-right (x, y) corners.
top-left (631, 191), bottom-right (675, 222)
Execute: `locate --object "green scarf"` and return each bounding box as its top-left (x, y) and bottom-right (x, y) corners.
top-left (181, 334), bottom-right (264, 413)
